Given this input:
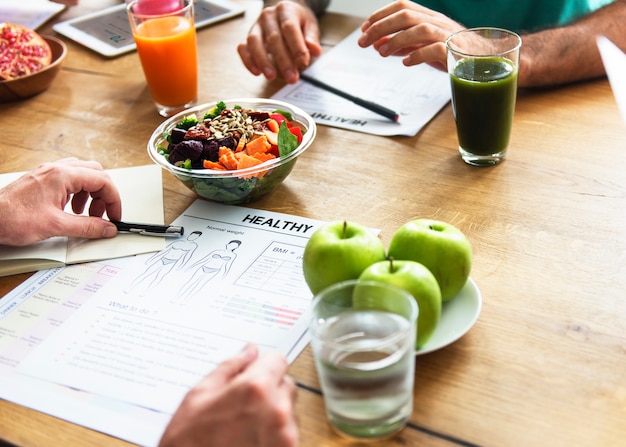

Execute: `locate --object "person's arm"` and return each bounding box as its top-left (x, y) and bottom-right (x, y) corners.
top-left (237, 0), bottom-right (329, 83)
top-left (0, 158), bottom-right (120, 246)
top-left (518, 0), bottom-right (626, 87)
top-left (358, 0), bottom-right (626, 88)
top-left (263, 0), bottom-right (329, 16)
top-left (158, 343), bottom-right (298, 447)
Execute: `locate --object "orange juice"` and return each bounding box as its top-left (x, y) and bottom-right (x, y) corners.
top-left (133, 16), bottom-right (197, 108)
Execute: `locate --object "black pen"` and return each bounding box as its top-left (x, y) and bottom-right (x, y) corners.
top-left (111, 221), bottom-right (184, 237)
top-left (299, 72), bottom-right (399, 122)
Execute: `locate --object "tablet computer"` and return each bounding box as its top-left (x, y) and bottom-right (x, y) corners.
top-left (53, 0), bottom-right (245, 58)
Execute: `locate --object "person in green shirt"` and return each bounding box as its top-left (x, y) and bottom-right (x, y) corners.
top-left (237, 0), bottom-right (625, 88)
top-left (413, 0), bottom-right (612, 31)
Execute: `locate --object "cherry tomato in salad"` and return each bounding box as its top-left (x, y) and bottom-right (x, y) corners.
top-left (270, 113), bottom-right (288, 126)
top-left (288, 126), bottom-right (303, 144)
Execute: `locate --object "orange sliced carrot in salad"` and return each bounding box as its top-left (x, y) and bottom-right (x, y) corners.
top-left (252, 152), bottom-right (275, 162)
top-left (245, 134), bottom-right (273, 156)
top-left (235, 136), bottom-right (247, 152)
top-left (203, 159), bottom-right (227, 170)
top-left (236, 153), bottom-right (267, 178)
top-left (219, 146), bottom-right (239, 170)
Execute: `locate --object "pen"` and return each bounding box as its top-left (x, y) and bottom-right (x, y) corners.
top-left (111, 221), bottom-right (184, 237)
top-left (299, 73), bottom-right (400, 122)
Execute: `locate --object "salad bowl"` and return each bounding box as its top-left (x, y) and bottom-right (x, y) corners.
top-left (147, 98), bottom-right (316, 205)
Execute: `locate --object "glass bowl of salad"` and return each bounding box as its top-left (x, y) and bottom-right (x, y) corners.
top-left (147, 98), bottom-right (316, 205)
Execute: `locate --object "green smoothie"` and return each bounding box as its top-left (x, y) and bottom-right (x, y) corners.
top-left (450, 57), bottom-right (518, 156)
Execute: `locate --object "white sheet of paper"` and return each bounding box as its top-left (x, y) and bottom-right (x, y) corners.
top-left (0, 0), bottom-right (65, 29)
top-left (0, 261), bottom-right (171, 447)
top-left (272, 27), bottom-right (451, 136)
top-left (2, 200), bottom-right (324, 445)
top-left (597, 36), bottom-right (626, 125)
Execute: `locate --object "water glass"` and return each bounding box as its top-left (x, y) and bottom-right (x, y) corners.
top-left (309, 279), bottom-right (418, 439)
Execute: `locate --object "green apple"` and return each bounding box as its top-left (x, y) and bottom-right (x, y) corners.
top-left (357, 259), bottom-right (441, 349)
top-left (302, 220), bottom-right (386, 294)
top-left (388, 219), bottom-right (472, 302)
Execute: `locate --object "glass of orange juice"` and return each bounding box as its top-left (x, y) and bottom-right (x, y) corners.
top-left (127, 0), bottom-right (198, 117)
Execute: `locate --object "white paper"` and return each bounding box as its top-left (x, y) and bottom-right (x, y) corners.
top-left (0, 261), bottom-right (170, 447)
top-left (1, 200), bottom-right (324, 445)
top-left (597, 36), bottom-right (626, 125)
top-left (0, 0), bottom-right (65, 29)
top-left (272, 27), bottom-right (451, 136)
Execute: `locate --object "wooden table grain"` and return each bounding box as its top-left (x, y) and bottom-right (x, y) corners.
top-left (1, 1), bottom-right (625, 446)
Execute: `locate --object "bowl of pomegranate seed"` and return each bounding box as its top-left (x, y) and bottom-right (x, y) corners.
top-left (0, 23), bottom-right (67, 102)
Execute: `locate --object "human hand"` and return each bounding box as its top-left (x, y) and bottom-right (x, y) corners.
top-left (357, 0), bottom-right (464, 72)
top-left (237, 1), bottom-right (322, 84)
top-left (0, 158), bottom-right (121, 246)
top-left (158, 343), bottom-right (298, 447)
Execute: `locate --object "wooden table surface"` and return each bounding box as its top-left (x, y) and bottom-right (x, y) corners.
top-left (1, 1), bottom-right (626, 446)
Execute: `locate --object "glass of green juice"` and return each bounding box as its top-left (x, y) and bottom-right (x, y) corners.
top-left (446, 27), bottom-right (522, 166)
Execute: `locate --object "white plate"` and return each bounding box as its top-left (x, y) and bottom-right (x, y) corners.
top-left (416, 277), bottom-right (482, 355)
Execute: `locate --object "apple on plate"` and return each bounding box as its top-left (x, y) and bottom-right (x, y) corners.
top-left (357, 259), bottom-right (441, 349)
top-left (388, 219), bottom-right (472, 302)
top-left (302, 220), bottom-right (386, 294)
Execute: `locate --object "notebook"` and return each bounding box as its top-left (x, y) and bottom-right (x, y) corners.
top-left (0, 164), bottom-right (166, 277)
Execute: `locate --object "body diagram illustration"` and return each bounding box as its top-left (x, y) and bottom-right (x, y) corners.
top-left (125, 231), bottom-right (203, 296)
top-left (171, 239), bottom-right (242, 305)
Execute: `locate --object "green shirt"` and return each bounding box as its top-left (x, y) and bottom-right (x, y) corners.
top-left (416, 0), bottom-right (614, 31)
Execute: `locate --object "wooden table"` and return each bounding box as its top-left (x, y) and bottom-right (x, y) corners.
top-left (1, 1), bottom-right (626, 446)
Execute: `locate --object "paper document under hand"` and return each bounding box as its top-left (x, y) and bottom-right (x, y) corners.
top-left (272, 28), bottom-right (451, 137)
top-left (597, 36), bottom-right (626, 125)
top-left (0, 199), bottom-right (325, 446)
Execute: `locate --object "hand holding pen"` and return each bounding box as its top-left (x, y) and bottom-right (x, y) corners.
top-left (0, 159), bottom-right (123, 247)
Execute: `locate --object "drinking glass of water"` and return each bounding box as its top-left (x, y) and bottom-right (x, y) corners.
top-left (309, 279), bottom-right (418, 439)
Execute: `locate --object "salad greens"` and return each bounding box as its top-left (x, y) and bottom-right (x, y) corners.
top-left (156, 101), bottom-right (309, 205)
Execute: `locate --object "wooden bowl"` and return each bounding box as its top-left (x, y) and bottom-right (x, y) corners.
top-left (0, 36), bottom-right (67, 102)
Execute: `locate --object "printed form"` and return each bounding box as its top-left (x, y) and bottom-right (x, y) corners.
top-left (0, 200), bottom-right (324, 446)
top-left (272, 27), bottom-right (452, 136)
